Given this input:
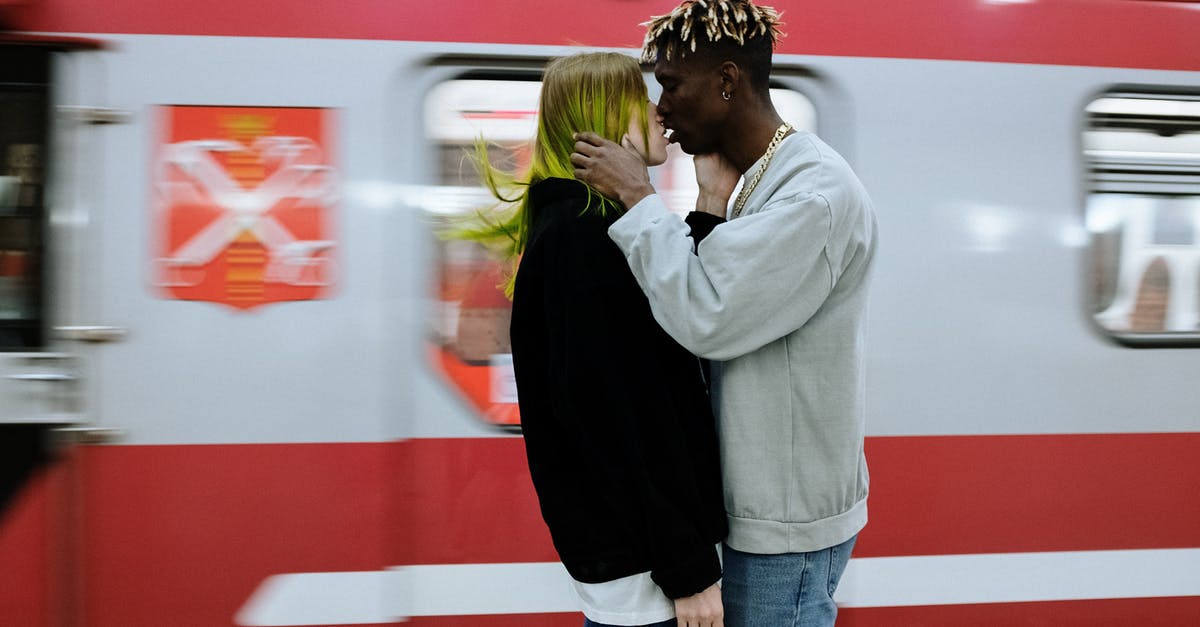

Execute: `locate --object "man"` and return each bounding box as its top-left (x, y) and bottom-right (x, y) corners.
top-left (570, 2), bottom-right (878, 625)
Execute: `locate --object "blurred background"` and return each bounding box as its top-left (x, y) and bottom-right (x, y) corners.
top-left (2, 1), bottom-right (1199, 626)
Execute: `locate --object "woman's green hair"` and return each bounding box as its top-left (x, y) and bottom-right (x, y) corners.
top-left (460, 52), bottom-right (652, 296)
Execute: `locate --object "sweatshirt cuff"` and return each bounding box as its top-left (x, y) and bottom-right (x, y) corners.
top-left (608, 193), bottom-right (671, 254)
top-left (650, 545), bottom-right (722, 600)
top-left (627, 192), bottom-right (668, 217)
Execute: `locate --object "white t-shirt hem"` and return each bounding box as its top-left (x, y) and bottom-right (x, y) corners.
top-left (571, 571), bottom-right (674, 626)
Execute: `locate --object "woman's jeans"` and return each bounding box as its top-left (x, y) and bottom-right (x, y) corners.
top-left (722, 534), bottom-right (857, 627)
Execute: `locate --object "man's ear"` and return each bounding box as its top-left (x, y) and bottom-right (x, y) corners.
top-left (719, 61), bottom-right (741, 99)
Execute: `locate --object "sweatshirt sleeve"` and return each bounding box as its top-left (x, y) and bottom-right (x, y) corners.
top-left (608, 192), bottom-right (834, 361)
top-left (550, 216), bottom-right (721, 599)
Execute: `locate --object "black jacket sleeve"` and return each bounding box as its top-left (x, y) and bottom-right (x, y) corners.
top-left (685, 211), bottom-right (726, 249)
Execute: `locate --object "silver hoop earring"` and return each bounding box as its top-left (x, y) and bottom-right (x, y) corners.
top-left (722, 91), bottom-right (731, 101)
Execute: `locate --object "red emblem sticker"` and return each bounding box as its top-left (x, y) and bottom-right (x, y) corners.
top-left (152, 106), bottom-right (336, 310)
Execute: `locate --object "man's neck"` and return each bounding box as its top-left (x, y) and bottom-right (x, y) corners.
top-left (722, 105), bottom-right (787, 173)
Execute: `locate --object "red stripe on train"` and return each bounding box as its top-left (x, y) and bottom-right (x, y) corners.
top-left (1, 433), bottom-right (1198, 626)
top-left (1, 444), bottom-right (392, 627)
top-left (0, 467), bottom-right (53, 626)
top-left (6, 0), bottom-right (1200, 71)
top-left (402, 433), bottom-right (1200, 564)
top-left (860, 432), bottom-right (1200, 557)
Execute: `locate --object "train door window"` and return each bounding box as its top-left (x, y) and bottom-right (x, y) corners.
top-left (0, 48), bottom-right (49, 350)
top-left (1085, 92), bottom-right (1200, 345)
top-left (0, 45), bottom-right (52, 517)
top-left (423, 70), bottom-right (817, 427)
top-left (423, 76), bottom-right (540, 429)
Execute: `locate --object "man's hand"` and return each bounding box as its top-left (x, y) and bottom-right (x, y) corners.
top-left (693, 152), bottom-right (739, 218)
top-left (571, 132), bottom-right (655, 208)
top-left (674, 583), bottom-right (723, 627)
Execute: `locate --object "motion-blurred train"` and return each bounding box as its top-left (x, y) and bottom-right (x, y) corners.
top-left (1, 1), bottom-right (1198, 625)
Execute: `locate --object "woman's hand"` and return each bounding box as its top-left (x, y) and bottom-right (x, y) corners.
top-left (673, 583), bottom-right (724, 627)
top-left (693, 152), bottom-right (739, 218)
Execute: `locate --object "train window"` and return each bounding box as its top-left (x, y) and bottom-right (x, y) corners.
top-left (424, 72), bottom-right (817, 426)
top-left (423, 77), bottom-right (539, 429)
top-left (0, 48), bottom-right (49, 351)
top-left (1085, 92), bottom-right (1200, 345)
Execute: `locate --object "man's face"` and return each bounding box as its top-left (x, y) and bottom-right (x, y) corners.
top-left (654, 54), bottom-right (724, 155)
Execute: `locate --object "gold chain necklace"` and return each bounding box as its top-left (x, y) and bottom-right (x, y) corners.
top-left (731, 122), bottom-right (792, 219)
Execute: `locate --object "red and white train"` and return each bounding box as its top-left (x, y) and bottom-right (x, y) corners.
top-left (1, 0), bottom-right (1198, 625)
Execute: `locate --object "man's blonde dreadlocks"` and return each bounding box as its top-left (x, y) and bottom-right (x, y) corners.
top-left (640, 0), bottom-right (784, 62)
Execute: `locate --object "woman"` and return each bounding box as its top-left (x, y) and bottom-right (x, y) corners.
top-left (472, 52), bottom-right (727, 627)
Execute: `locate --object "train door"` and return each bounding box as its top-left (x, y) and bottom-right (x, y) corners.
top-left (1, 45), bottom-right (62, 506)
top-left (0, 39), bottom-right (112, 627)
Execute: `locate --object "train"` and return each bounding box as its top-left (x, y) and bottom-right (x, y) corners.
top-left (1, 0), bottom-right (1199, 625)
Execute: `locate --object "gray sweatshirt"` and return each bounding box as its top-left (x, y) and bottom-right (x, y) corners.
top-left (608, 131), bottom-right (878, 554)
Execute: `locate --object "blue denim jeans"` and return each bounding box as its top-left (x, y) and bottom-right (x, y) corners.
top-left (583, 614), bottom-right (676, 619)
top-left (722, 534), bottom-right (857, 627)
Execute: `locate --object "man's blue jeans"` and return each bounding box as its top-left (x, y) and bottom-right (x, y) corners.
top-left (722, 535), bottom-right (857, 627)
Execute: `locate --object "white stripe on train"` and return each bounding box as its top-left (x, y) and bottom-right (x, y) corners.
top-left (235, 547), bottom-right (1200, 625)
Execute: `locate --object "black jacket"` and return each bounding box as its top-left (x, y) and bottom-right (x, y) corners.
top-left (509, 177), bottom-right (727, 599)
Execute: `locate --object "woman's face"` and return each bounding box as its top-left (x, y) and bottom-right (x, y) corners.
top-left (624, 100), bottom-right (669, 167)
